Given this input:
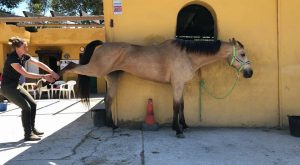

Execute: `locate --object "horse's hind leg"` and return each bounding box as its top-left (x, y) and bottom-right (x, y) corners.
top-left (60, 62), bottom-right (103, 77)
top-left (104, 71), bottom-right (121, 131)
top-left (172, 83), bottom-right (185, 138)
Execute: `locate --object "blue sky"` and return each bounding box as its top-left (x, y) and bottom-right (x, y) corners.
top-left (11, 1), bottom-right (28, 16)
top-left (11, 2), bottom-right (52, 16)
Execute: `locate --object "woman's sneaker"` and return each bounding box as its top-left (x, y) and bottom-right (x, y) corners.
top-left (24, 134), bottom-right (41, 141)
top-left (32, 128), bottom-right (44, 136)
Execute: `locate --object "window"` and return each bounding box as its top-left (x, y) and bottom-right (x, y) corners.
top-left (176, 4), bottom-right (216, 41)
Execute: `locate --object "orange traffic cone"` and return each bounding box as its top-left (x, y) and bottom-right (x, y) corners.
top-left (142, 98), bottom-right (159, 131)
top-left (145, 98), bottom-right (155, 125)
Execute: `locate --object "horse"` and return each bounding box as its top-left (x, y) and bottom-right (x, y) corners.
top-left (61, 38), bottom-right (253, 138)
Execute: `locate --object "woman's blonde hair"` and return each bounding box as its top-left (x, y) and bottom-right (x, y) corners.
top-left (8, 36), bottom-right (26, 48)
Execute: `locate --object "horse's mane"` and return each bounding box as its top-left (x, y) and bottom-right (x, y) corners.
top-left (80, 40), bottom-right (103, 64)
top-left (172, 39), bottom-right (221, 55)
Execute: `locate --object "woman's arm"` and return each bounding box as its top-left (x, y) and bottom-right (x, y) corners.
top-left (11, 63), bottom-right (55, 82)
top-left (28, 57), bottom-right (60, 80)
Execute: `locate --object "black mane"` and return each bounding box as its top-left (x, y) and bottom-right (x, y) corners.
top-left (172, 39), bottom-right (221, 55)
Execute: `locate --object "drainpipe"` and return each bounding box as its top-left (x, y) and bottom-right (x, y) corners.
top-left (276, 0), bottom-right (282, 128)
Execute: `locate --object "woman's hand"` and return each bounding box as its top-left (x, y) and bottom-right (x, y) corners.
top-left (43, 74), bottom-right (56, 83)
top-left (50, 71), bottom-right (60, 80)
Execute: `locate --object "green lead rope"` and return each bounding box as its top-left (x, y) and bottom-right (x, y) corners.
top-left (200, 70), bottom-right (240, 99)
top-left (199, 46), bottom-right (244, 120)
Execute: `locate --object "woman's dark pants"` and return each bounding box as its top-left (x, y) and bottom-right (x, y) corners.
top-left (1, 85), bottom-right (37, 137)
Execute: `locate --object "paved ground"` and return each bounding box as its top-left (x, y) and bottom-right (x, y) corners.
top-left (1, 97), bottom-right (300, 165)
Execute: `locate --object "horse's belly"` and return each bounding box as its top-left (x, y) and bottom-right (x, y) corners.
top-left (127, 70), bottom-right (170, 83)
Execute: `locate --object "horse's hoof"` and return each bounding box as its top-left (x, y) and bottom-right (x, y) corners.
top-left (180, 123), bottom-right (189, 129)
top-left (183, 125), bottom-right (190, 129)
top-left (183, 127), bottom-right (189, 132)
top-left (113, 127), bottom-right (121, 133)
top-left (176, 133), bottom-right (185, 138)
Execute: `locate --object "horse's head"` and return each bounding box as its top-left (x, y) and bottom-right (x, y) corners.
top-left (227, 38), bottom-right (253, 78)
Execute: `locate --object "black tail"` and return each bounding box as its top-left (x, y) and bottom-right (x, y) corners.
top-left (78, 40), bottom-right (103, 105)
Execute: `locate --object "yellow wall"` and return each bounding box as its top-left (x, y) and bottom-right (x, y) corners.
top-left (30, 28), bottom-right (105, 45)
top-left (103, 0), bottom-right (286, 127)
top-left (279, 0), bottom-right (300, 126)
top-left (0, 23), bottom-right (30, 43)
top-left (0, 23), bottom-right (30, 70)
top-left (31, 28), bottom-right (106, 93)
top-left (201, 0), bottom-right (278, 127)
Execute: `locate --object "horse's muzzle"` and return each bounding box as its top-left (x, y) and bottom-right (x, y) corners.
top-left (243, 68), bottom-right (253, 78)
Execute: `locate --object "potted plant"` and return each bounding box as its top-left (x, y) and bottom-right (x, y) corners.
top-left (0, 95), bottom-right (7, 112)
top-left (288, 115), bottom-right (300, 137)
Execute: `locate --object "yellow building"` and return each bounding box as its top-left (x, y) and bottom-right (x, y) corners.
top-left (1, 0), bottom-right (300, 128)
top-left (102, 0), bottom-right (300, 127)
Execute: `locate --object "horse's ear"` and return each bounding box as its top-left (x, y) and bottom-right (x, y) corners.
top-left (232, 38), bottom-right (237, 45)
top-left (237, 41), bottom-right (244, 48)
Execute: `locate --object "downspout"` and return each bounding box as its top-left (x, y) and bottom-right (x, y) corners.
top-left (276, 0), bottom-right (282, 128)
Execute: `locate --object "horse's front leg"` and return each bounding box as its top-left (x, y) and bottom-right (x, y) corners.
top-left (172, 83), bottom-right (185, 138)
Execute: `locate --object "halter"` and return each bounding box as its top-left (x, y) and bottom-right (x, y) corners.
top-left (199, 45), bottom-right (251, 120)
top-left (230, 46), bottom-right (251, 72)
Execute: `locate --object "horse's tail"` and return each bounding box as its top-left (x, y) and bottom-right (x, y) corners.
top-left (78, 40), bottom-right (103, 105)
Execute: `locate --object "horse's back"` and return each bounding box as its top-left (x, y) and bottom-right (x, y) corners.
top-left (92, 41), bottom-right (174, 62)
top-left (89, 40), bottom-right (191, 83)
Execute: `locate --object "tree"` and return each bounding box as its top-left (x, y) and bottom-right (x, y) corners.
top-left (1, 0), bottom-right (103, 16)
top-left (0, 0), bottom-right (48, 15)
top-left (27, 0), bottom-right (48, 15)
top-left (0, 0), bottom-right (24, 13)
top-left (51, 0), bottom-right (103, 16)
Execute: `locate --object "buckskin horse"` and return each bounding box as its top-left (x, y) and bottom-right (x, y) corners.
top-left (61, 38), bottom-right (253, 138)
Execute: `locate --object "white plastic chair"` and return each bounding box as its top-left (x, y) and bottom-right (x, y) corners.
top-left (50, 81), bottom-right (65, 98)
top-left (22, 82), bottom-right (37, 99)
top-left (36, 79), bottom-right (50, 99)
top-left (59, 80), bottom-right (76, 99)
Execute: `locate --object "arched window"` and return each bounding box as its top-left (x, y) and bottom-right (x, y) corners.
top-left (176, 4), bottom-right (217, 41)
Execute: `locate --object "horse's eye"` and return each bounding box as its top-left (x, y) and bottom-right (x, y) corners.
top-left (240, 53), bottom-right (245, 57)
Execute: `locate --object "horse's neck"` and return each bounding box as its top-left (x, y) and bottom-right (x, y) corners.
top-left (188, 43), bottom-right (232, 71)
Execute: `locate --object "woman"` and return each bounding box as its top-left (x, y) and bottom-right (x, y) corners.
top-left (1, 37), bottom-right (60, 141)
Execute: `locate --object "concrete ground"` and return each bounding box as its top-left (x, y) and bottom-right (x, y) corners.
top-left (1, 97), bottom-right (300, 165)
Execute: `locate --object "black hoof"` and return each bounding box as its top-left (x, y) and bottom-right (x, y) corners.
top-left (176, 133), bottom-right (185, 138)
top-left (182, 125), bottom-right (189, 129)
top-left (113, 127), bottom-right (121, 133)
top-left (183, 126), bottom-right (189, 132)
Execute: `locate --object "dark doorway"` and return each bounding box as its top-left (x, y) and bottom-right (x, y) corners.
top-left (79, 53), bottom-right (98, 93)
top-left (35, 50), bottom-right (62, 75)
top-left (176, 4), bottom-right (216, 41)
